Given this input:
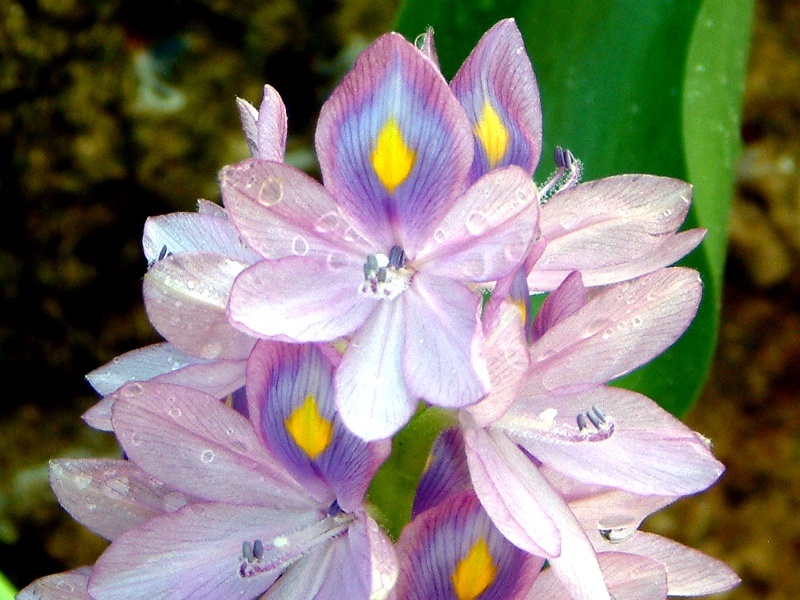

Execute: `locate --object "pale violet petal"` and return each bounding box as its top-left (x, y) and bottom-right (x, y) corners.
top-left (402, 273), bottom-right (490, 408)
top-left (228, 256), bottom-right (373, 342)
top-left (336, 301), bottom-right (417, 441)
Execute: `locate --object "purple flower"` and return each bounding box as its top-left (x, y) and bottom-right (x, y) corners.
top-left (444, 268), bottom-right (725, 598)
top-left (84, 86), bottom-right (287, 430)
top-left (64, 340), bottom-right (397, 598)
top-left (221, 32), bottom-right (540, 440)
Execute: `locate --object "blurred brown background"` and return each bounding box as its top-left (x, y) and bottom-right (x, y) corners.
top-left (1, 0), bottom-right (798, 597)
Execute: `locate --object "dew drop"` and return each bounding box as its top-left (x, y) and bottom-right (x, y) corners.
top-left (503, 346), bottom-right (528, 371)
top-left (130, 431), bottom-right (142, 446)
top-left (163, 491), bottom-right (188, 512)
top-left (186, 280), bottom-right (196, 290)
top-left (558, 210), bottom-right (580, 229)
top-left (315, 211), bottom-right (340, 233)
top-left (661, 208), bottom-right (672, 218)
top-left (503, 238), bottom-right (526, 263)
top-left (121, 382), bottom-right (144, 398)
top-left (173, 300), bottom-right (183, 309)
top-left (465, 211), bottom-right (490, 235)
top-left (598, 518), bottom-right (637, 543)
top-left (56, 582), bottom-right (75, 592)
top-left (631, 315), bottom-right (643, 328)
top-left (168, 407), bottom-right (182, 419)
top-left (433, 228), bottom-right (446, 243)
top-left (291, 235), bottom-right (309, 256)
top-left (601, 328), bottom-right (614, 340)
top-left (86, 503), bottom-right (97, 511)
top-left (74, 474), bottom-right (92, 490)
top-left (107, 477), bottom-right (130, 495)
top-left (326, 252), bottom-right (348, 271)
top-left (225, 427), bottom-right (235, 436)
top-left (200, 340), bottom-right (223, 360)
top-left (257, 178), bottom-right (283, 207)
top-left (200, 449), bottom-right (215, 463)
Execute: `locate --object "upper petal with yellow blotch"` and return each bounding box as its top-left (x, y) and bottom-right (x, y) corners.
top-left (316, 32), bottom-right (474, 254)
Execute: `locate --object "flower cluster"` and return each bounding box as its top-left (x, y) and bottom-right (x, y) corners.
top-left (19, 19), bottom-right (738, 600)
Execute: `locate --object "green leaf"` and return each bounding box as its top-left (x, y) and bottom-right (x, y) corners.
top-left (367, 407), bottom-right (456, 539)
top-left (0, 571), bottom-right (16, 600)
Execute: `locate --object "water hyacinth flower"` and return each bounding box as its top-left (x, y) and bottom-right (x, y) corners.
top-left (84, 85), bottom-right (287, 430)
top-left (50, 340), bottom-right (397, 599)
top-left (221, 31), bottom-right (540, 440)
top-left (446, 268), bottom-right (726, 598)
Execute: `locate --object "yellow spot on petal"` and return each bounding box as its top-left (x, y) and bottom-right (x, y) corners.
top-left (284, 395), bottom-right (334, 460)
top-left (511, 298), bottom-right (528, 325)
top-left (370, 117), bottom-right (416, 194)
top-left (473, 100), bottom-right (509, 168)
top-left (451, 537), bottom-right (498, 600)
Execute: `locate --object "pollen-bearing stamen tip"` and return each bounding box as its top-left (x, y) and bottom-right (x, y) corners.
top-left (359, 245), bottom-right (413, 300)
top-left (539, 145), bottom-right (584, 203)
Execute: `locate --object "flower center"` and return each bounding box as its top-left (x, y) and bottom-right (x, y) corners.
top-left (359, 245), bottom-right (413, 300)
top-left (239, 510), bottom-right (354, 579)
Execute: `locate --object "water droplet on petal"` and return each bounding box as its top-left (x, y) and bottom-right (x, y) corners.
top-left (130, 431), bottom-right (142, 446)
top-left (257, 178), bottom-right (283, 207)
top-left (291, 235), bottom-right (309, 256)
top-left (433, 228), bottom-right (446, 243)
top-left (558, 210), bottom-right (580, 229)
top-left (200, 340), bottom-right (223, 360)
top-left (56, 581), bottom-right (75, 592)
top-left (107, 477), bottom-right (130, 496)
top-left (463, 254), bottom-right (486, 279)
top-left (502, 346), bottom-right (528, 371)
top-left (121, 383), bottom-right (143, 398)
top-left (466, 211), bottom-right (490, 235)
top-left (163, 491), bottom-right (188, 512)
top-left (631, 315), bottom-right (643, 328)
top-left (326, 252), bottom-right (348, 271)
top-left (74, 474), bottom-right (92, 490)
top-left (168, 407), bottom-right (182, 419)
top-left (315, 211), bottom-right (340, 233)
top-left (598, 518), bottom-right (637, 543)
top-left (601, 328), bottom-right (614, 340)
top-left (200, 449), bottom-right (215, 463)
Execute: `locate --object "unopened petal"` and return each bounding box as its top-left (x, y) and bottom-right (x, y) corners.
top-left (451, 19), bottom-right (542, 179)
